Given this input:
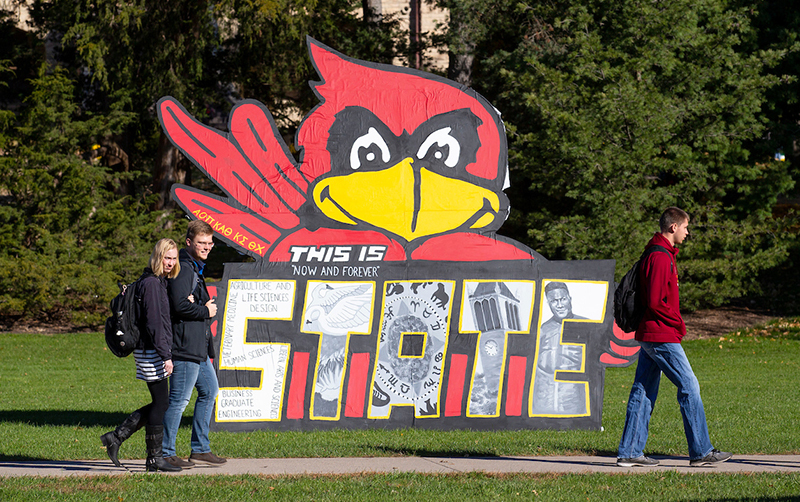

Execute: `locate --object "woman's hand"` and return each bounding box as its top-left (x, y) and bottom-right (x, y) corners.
top-left (164, 359), bottom-right (174, 377)
top-left (188, 294), bottom-right (195, 303)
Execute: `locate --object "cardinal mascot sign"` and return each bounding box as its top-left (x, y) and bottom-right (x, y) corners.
top-left (158, 38), bottom-right (638, 432)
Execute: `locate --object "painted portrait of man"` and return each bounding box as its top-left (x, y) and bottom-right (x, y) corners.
top-left (532, 282), bottom-right (587, 416)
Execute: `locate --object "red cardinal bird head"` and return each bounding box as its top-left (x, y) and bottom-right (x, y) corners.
top-left (297, 39), bottom-right (511, 243)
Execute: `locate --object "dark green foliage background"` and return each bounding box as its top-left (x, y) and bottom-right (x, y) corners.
top-left (0, 62), bottom-right (159, 326)
top-left (466, 0), bottom-right (798, 309)
top-left (0, 0), bottom-right (797, 326)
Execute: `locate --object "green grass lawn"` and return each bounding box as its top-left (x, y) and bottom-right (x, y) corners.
top-left (2, 319), bottom-right (799, 461)
top-left (1, 318), bottom-right (799, 501)
top-left (2, 471), bottom-right (800, 502)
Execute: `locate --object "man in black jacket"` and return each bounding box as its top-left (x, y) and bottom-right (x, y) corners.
top-left (161, 220), bottom-right (226, 468)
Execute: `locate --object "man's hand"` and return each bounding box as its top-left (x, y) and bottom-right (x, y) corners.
top-left (206, 297), bottom-right (218, 318)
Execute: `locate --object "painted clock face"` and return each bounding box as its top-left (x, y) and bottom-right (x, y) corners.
top-left (484, 339), bottom-right (499, 356)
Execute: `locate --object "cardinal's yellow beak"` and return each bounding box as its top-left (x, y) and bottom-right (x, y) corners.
top-left (312, 158), bottom-right (500, 242)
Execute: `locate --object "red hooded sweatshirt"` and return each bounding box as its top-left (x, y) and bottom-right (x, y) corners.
top-left (635, 232), bottom-right (686, 343)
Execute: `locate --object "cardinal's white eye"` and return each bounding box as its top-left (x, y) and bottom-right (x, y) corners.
top-left (350, 127), bottom-right (390, 169)
top-left (416, 127), bottom-right (460, 168)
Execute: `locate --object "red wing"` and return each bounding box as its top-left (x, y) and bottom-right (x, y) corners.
top-left (172, 185), bottom-right (283, 258)
top-left (158, 97), bottom-right (301, 230)
top-left (230, 101), bottom-right (309, 210)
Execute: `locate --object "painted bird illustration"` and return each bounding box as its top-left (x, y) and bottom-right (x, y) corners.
top-left (157, 37), bottom-right (539, 263)
top-left (157, 37), bottom-right (638, 368)
top-left (304, 283), bottom-right (373, 336)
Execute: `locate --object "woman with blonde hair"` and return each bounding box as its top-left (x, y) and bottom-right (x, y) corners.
top-left (100, 238), bottom-right (182, 472)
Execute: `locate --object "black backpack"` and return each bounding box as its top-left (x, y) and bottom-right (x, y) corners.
top-left (104, 279), bottom-right (142, 357)
top-left (613, 245), bottom-right (671, 333)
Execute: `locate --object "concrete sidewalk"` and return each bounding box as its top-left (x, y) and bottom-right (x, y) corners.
top-left (1, 455), bottom-right (799, 477)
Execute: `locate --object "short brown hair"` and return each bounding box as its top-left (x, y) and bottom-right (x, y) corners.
top-left (186, 220), bottom-right (214, 242)
top-left (659, 207), bottom-right (689, 233)
top-left (150, 238), bottom-right (180, 279)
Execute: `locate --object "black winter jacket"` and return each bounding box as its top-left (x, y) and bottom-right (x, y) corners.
top-left (167, 248), bottom-right (216, 363)
top-left (136, 268), bottom-right (173, 362)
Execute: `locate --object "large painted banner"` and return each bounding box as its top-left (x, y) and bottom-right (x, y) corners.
top-left (158, 38), bottom-right (638, 432)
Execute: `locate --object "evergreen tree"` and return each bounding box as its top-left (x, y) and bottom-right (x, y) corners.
top-left (31, 0), bottom-right (226, 208)
top-left (433, 0), bottom-right (502, 86)
top-left (476, 0), bottom-right (796, 308)
top-left (0, 1), bottom-right (404, 326)
top-left (743, 0), bottom-right (800, 312)
top-left (0, 64), bottom-right (159, 327)
top-left (216, 0), bottom-right (402, 128)
top-left (32, 0), bottom-right (403, 208)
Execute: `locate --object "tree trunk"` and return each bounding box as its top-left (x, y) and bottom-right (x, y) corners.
top-left (99, 139), bottom-right (131, 196)
top-left (152, 131), bottom-right (190, 210)
top-left (410, 0), bottom-right (422, 69)
top-left (363, 0), bottom-right (382, 24)
top-left (448, 51), bottom-right (474, 87)
top-left (447, 8), bottom-right (476, 87)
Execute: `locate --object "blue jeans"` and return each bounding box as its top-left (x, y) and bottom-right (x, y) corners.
top-left (162, 358), bottom-right (218, 457)
top-left (618, 341), bottom-right (714, 460)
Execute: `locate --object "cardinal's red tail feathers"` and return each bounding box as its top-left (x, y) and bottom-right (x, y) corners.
top-left (172, 186), bottom-right (283, 259)
top-left (600, 322), bottom-right (640, 367)
top-left (158, 97), bottom-right (300, 229)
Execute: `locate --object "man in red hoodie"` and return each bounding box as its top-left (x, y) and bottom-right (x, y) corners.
top-left (617, 208), bottom-right (731, 467)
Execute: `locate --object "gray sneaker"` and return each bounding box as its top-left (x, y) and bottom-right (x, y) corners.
top-left (617, 456), bottom-right (659, 467)
top-left (690, 449), bottom-right (732, 467)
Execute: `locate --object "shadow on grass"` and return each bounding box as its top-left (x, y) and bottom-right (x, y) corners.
top-left (0, 454), bottom-right (52, 461)
top-left (0, 410), bottom-right (194, 428)
top-left (371, 445), bottom-right (503, 457)
top-left (369, 445), bottom-right (619, 458)
top-left (577, 449), bottom-right (618, 457)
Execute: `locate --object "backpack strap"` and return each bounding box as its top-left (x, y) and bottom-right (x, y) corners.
top-left (640, 245), bottom-right (673, 273)
top-left (187, 258), bottom-right (204, 297)
top-left (191, 268), bottom-right (200, 295)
